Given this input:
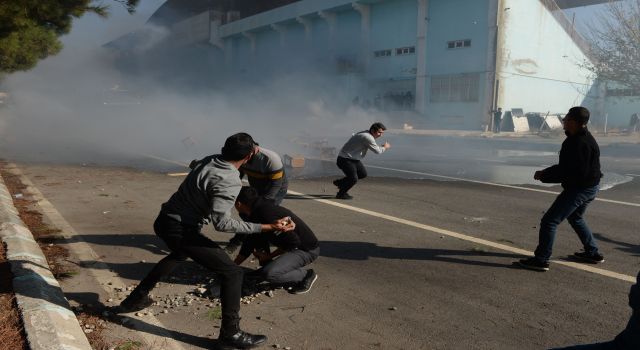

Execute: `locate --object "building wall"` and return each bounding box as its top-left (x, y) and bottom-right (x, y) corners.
top-left (497, 0), bottom-right (595, 118)
top-left (604, 96), bottom-right (640, 129)
top-left (177, 0), bottom-right (499, 129)
top-left (369, 0), bottom-right (418, 82)
top-left (423, 0), bottom-right (492, 129)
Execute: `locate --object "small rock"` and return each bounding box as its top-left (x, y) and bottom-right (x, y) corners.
top-left (135, 312), bottom-right (143, 317)
top-left (107, 298), bottom-right (113, 303)
top-left (195, 287), bottom-right (207, 295)
top-left (162, 310), bottom-right (169, 314)
top-left (284, 347), bottom-right (291, 350)
top-left (84, 329), bottom-right (93, 334)
top-left (389, 306), bottom-right (398, 311)
top-left (140, 260), bottom-right (146, 263)
top-left (273, 344), bottom-right (280, 349)
top-left (267, 291), bottom-right (274, 298)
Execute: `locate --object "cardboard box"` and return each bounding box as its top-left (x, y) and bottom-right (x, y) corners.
top-left (283, 154), bottom-right (305, 168)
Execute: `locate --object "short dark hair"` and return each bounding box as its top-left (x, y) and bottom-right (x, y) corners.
top-left (369, 122), bottom-right (387, 133)
top-left (221, 133), bottom-right (256, 161)
top-left (566, 106), bottom-right (590, 125)
top-left (237, 186), bottom-right (259, 207)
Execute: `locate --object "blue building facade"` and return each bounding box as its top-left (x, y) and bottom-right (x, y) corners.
top-left (120, 0), bottom-right (631, 130)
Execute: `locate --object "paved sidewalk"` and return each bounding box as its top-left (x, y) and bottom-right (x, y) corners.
top-left (0, 164), bottom-right (91, 350)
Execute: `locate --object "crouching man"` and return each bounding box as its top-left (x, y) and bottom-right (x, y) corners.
top-left (233, 186), bottom-right (320, 294)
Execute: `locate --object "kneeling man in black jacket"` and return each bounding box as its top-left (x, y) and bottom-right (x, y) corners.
top-left (234, 187), bottom-right (320, 294)
top-left (519, 106), bottom-right (604, 271)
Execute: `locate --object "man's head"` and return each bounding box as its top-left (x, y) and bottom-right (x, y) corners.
top-left (369, 122), bottom-right (387, 139)
top-left (563, 106), bottom-right (590, 136)
top-left (221, 133), bottom-right (257, 162)
top-left (235, 186), bottom-right (259, 215)
top-left (497, 107), bottom-right (502, 112)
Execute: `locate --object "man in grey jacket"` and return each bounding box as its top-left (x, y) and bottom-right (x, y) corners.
top-left (333, 122), bottom-right (390, 199)
top-left (117, 133), bottom-right (294, 349)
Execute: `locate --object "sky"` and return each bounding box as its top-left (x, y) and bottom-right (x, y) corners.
top-left (562, 3), bottom-right (609, 36)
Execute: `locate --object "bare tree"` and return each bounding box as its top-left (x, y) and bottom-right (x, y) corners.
top-left (584, 0), bottom-right (640, 93)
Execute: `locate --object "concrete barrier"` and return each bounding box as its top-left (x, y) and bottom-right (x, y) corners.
top-left (0, 171), bottom-right (91, 350)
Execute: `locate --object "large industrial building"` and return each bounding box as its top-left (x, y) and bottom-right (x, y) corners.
top-left (109, 0), bottom-right (638, 130)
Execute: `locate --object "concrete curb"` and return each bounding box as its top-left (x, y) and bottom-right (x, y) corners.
top-left (0, 166), bottom-right (91, 350)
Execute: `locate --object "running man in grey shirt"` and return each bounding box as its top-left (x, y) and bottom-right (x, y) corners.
top-left (333, 122), bottom-right (390, 199)
top-left (117, 133), bottom-right (294, 349)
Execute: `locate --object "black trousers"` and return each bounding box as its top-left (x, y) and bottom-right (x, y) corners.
top-left (134, 214), bottom-right (243, 322)
top-left (335, 156), bottom-right (367, 194)
top-left (242, 235), bottom-right (319, 285)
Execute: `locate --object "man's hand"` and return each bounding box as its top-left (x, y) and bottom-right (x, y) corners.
top-left (272, 216), bottom-right (295, 232)
top-left (534, 170), bottom-right (544, 181)
top-left (383, 142), bottom-right (391, 149)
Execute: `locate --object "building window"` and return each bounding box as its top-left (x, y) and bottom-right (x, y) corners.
top-left (447, 39), bottom-right (471, 49)
top-left (374, 49), bottom-right (392, 58)
top-left (395, 46), bottom-right (415, 55)
top-left (430, 73), bottom-right (480, 102)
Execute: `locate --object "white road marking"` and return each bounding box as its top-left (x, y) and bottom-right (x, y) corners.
top-left (366, 164), bottom-right (640, 208)
top-left (141, 154), bottom-right (637, 282)
top-left (626, 174), bottom-right (640, 177)
top-left (287, 190), bottom-right (636, 284)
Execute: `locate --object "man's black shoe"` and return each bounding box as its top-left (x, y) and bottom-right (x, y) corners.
top-left (115, 293), bottom-right (154, 313)
top-left (218, 330), bottom-right (267, 349)
top-left (517, 257), bottom-right (550, 271)
top-left (573, 251), bottom-right (605, 264)
top-left (335, 192), bottom-right (353, 200)
top-left (289, 269), bottom-right (318, 295)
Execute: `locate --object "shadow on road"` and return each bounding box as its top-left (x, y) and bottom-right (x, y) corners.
top-left (319, 240), bottom-right (522, 268)
top-left (594, 232), bottom-right (640, 257)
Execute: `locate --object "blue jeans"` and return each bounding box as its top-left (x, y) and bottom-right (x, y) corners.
top-left (534, 185), bottom-right (600, 262)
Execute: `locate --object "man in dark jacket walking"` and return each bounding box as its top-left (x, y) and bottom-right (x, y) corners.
top-left (519, 106), bottom-right (604, 271)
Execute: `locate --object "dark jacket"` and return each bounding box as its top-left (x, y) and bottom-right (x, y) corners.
top-left (239, 199), bottom-right (319, 257)
top-left (540, 128), bottom-right (602, 188)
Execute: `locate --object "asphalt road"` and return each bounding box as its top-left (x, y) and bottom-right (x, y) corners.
top-left (10, 134), bottom-right (640, 350)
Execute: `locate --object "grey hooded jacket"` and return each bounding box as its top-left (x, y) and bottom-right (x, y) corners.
top-left (161, 155), bottom-right (261, 233)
